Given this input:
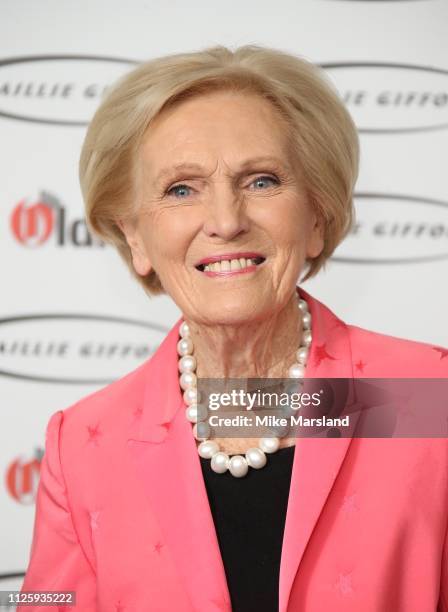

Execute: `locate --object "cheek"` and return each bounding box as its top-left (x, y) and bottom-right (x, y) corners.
top-left (257, 197), bottom-right (310, 246)
top-left (143, 209), bottom-right (198, 263)
top-left (284, 199), bottom-right (317, 242)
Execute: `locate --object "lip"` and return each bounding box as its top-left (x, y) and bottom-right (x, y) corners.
top-left (195, 252), bottom-right (265, 266)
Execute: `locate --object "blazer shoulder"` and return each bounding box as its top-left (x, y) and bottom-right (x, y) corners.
top-left (346, 323), bottom-right (448, 377)
top-left (60, 355), bottom-right (152, 431)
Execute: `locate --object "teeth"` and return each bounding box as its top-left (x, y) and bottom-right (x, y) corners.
top-left (203, 257), bottom-right (261, 272)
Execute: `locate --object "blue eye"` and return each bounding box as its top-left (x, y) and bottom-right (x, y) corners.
top-left (251, 175), bottom-right (279, 189)
top-left (166, 184), bottom-right (192, 198)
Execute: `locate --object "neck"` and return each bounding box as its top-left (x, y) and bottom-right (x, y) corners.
top-left (184, 290), bottom-right (303, 379)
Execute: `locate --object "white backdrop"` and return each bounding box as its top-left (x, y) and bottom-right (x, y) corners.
top-left (1, 0), bottom-right (447, 595)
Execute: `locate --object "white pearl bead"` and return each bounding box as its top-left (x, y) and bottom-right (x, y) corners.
top-left (177, 338), bottom-right (193, 356)
top-left (179, 321), bottom-right (190, 338)
top-left (259, 437), bottom-right (280, 453)
top-left (301, 311), bottom-right (311, 329)
top-left (186, 403), bottom-right (209, 423)
top-left (193, 421), bottom-right (211, 440)
top-left (245, 447), bottom-right (267, 469)
top-left (198, 440), bottom-right (219, 458)
top-left (179, 371), bottom-right (197, 390)
top-left (296, 346), bottom-right (308, 364)
top-left (211, 452), bottom-right (229, 473)
top-left (178, 355), bottom-right (196, 373)
top-left (185, 405), bottom-right (199, 423)
top-left (302, 330), bottom-right (312, 346)
top-left (298, 299), bottom-right (308, 312)
top-left (183, 387), bottom-right (199, 405)
top-left (228, 455), bottom-right (249, 477)
top-left (284, 380), bottom-right (302, 395)
top-left (270, 423), bottom-right (290, 437)
top-left (288, 363), bottom-right (306, 378)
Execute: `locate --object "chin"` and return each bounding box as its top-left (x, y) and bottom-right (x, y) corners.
top-left (208, 304), bottom-right (266, 326)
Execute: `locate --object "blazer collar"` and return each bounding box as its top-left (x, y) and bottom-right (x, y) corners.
top-left (128, 286), bottom-right (357, 612)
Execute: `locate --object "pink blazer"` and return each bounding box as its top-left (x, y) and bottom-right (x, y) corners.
top-left (20, 286), bottom-right (448, 611)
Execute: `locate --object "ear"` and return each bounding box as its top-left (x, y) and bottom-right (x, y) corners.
top-left (117, 219), bottom-right (152, 276)
top-left (306, 211), bottom-right (325, 260)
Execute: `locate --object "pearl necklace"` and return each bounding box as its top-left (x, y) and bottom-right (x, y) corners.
top-left (177, 293), bottom-right (312, 478)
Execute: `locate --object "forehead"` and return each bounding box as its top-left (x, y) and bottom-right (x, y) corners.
top-left (139, 90), bottom-right (292, 177)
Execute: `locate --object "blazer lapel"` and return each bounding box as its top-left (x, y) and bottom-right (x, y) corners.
top-left (127, 319), bottom-right (232, 612)
top-left (127, 286), bottom-right (358, 612)
top-left (278, 287), bottom-right (358, 612)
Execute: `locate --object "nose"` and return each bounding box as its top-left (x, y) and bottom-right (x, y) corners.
top-left (202, 183), bottom-right (250, 241)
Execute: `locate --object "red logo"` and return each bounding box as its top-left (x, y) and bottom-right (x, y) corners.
top-left (11, 199), bottom-right (54, 246)
top-left (10, 191), bottom-right (104, 248)
top-left (5, 448), bottom-right (43, 504)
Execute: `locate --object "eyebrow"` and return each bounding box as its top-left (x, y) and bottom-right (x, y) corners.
top-left (153, 155), bottom-right (289, 185)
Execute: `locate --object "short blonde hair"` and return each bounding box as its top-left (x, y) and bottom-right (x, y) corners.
top-left (79, 44), bottom-right (359, 295)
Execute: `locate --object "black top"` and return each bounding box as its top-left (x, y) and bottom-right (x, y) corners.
top-left (200, 444), bottom-right (296, 612)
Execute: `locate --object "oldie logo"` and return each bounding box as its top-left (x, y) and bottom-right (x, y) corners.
top-left (0, 55), bottom-right (136, 126)
top-left (0, 314), bottom-right (169, 384)
top-left (5, 448), bottom-right (43, 504)
top-left (10, 191), bottom-right (103, 248)
top-left (321, 62), bottom-right (448, 133)
top-left (332, 193), bottom-right (448, 263)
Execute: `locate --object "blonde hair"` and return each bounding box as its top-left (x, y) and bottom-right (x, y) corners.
top-left (79, 44), bottom-right (359, 295)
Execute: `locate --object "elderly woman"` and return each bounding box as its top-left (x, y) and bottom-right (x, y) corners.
top-left (20, 45), bottom-right (447, 612)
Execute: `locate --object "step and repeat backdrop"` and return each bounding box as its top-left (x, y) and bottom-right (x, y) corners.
top-left (1, 0), bottom-right (447, 597)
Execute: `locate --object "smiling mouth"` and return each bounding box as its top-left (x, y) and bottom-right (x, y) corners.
top-left (195, 256), bottom-right (265, 272)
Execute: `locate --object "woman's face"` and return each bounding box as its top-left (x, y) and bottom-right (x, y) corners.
top-left (121, 90), bottom-right (324, 325)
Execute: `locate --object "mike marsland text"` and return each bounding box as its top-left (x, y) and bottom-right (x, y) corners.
top-left (208, 414), bottom-right (350, 428)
